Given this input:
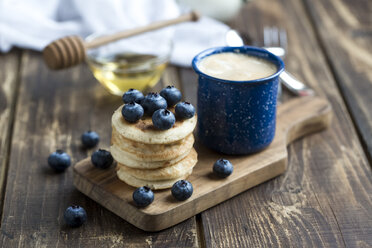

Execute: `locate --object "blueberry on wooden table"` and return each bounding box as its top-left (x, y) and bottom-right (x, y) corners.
top-left (175, 102), bottom-right (195, 119)
top-left (160, 85), bottom-right (182, 107)
top-left (141, 92), bottom-right (167, 116)
top-left (133, 186), bottom-right (154, 207)
top-left (213, 159), bottom-right (233, 178)
top-left (122, 102), bottom-right (144, 123)
top-left (152, 109), bottom-right (176, 130)
top-left (47, 150), bottom-right (71, 172)
top-left (91, 149), bottom-right (113, 169)
top-left (64, 205), bottom-right (87, 227)
top-left (122, 89), bottom-right (144, 104)
top-left (81, 130), bottom-right (100, 148)
top-left (171, 180), bottom-right (193, 201)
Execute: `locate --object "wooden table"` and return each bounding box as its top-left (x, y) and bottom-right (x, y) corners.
top-left (0, 0), bottom-right (371, 247)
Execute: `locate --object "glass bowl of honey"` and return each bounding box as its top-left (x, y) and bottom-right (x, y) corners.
top-left (86, 29), bottom-right (173, 96)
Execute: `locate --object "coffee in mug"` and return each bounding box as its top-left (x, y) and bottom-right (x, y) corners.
top-left (198, 52), bottom-right (277, 81)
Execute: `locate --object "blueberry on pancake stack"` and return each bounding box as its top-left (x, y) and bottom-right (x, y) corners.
top-left (111, 87), bottom-right (197, 190)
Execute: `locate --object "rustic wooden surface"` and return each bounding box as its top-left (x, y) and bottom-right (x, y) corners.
top-left (0, 0), bottom-right (371, 247)
top-left (73, 97), bottom-right (332, 232)
top-left (0, 54), bottom-right (198, 247)
top-left (198, 0), bottom-right (372, 247)
top-left (303, 0), bottom-right (372, 163)
top-left (0, 51), bottom-right (21, 216)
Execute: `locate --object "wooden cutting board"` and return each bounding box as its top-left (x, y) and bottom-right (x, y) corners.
top-left (73, 97), bottom-right (332, 232)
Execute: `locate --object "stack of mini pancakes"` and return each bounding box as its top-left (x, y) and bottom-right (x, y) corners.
top-left (110, 106), bottom-right (197, 190)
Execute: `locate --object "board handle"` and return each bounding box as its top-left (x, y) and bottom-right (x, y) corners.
top-left (276, 97), bottom-right (332, 146)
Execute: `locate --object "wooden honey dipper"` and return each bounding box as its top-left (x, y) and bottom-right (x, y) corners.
top-left (43, 11), bottom-right (200, 70)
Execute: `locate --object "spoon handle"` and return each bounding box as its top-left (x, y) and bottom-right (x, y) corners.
top-left (85, 11), bottom-right (200, 49)
top-left (280, 71), bottom-right (315, 96)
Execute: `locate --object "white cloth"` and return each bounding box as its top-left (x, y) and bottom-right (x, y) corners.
top-left (0, 0), bottom-right (229, 67)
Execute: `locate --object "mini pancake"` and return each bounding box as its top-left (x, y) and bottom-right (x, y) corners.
top-left (111, 128), bottom-right (194, 161)
top-left (117, 168), bottom-right (193, 190)
top-left (110, 145), bottom-right (190, 169)
top-left (117, 148), bottom-right (197, 181)
top-left (112, 105), bottom-right (197, 144)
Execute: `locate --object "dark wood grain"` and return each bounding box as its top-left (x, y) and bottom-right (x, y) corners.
top-left (187, 0), bottom-right (372, 247)
top-left (0, 52), bottom-right (198, 247)
top-left (179, 68), bottom-right (198, 106)
top-left (0, 51), bottom-right (21, 216)
top-left (303, 0), bottom-right (372, 163)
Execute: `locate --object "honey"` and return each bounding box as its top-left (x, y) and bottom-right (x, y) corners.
top-left (88, 53), bottom-right (167, 96)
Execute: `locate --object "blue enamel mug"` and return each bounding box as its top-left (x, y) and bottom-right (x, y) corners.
top-left (192, 46), bottom-right (285, 154)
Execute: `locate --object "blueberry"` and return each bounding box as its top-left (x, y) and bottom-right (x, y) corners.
top-left (122, 102), bottom-right (144, 123)
top-left (171, 180), bottom-right (193, 201)
top-left (81, 130), bottom-right (99, 148)
top-left (133, 186), bottom-right (154, 207)
top-left (47, 150), bottom-right (71, 172)
top-left (141, 92), bottom-right (167, 116)
top-left (64, 205), bottom-right (87, 227)
top-left (152, 109), bottom-right (175, 130)
top-left (213, 159), bottom-right (233, 178)
top-left (160, 86), bottom-right (182, 107)
top-left (175, 102), bottom-right (195, 119)
top-left (91, 149), bottom-right (113, 169)
top-left (122, 89), bottom-right (144, 104)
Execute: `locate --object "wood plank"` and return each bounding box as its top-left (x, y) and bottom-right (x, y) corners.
top-left (303, 0), bottom-right (372, 162)
top-left (179, 0), bottom-right (372, 247)
top-left (179, 68), bottom-right (198, 106)
top-left (0, 51), bottom-right (21, 215)
top-left (0, 52), bottom-right (198, 247)
top-left (161, 65), bottom-right (182, 90)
